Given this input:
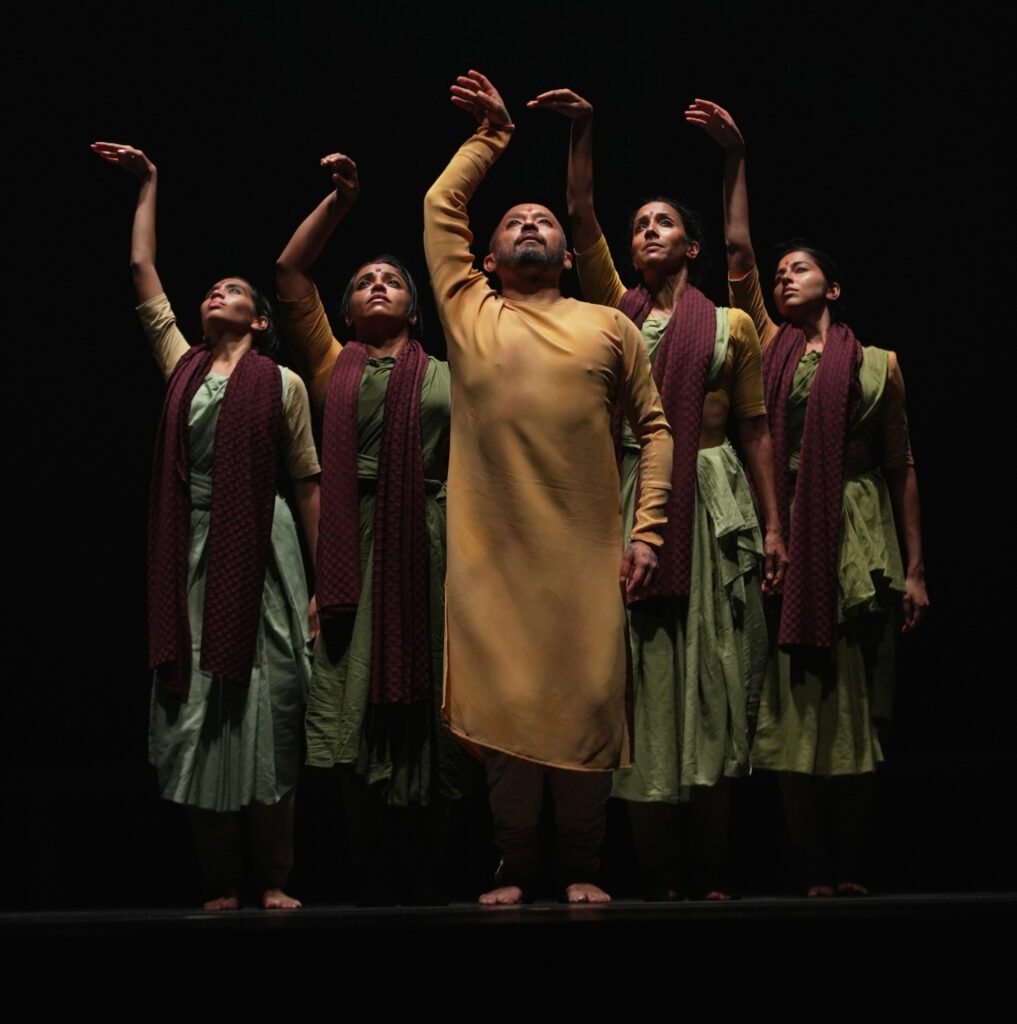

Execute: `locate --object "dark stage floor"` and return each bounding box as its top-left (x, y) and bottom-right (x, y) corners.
top-left (7, 891), bottom-right (1014, 1002)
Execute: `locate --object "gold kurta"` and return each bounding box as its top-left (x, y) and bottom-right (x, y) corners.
top-left (423, 125), bottom-right (673, 771)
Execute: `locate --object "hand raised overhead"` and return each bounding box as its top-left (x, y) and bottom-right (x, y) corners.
top-left (91, 141), bottom-right (156, 179)
top-left (320, 152), bottom-right (359, 204)
top-left (685, 99), bottom-right (745, 154)
top-left (450, 69), bottom-right (511, 129)
top-left (527, 88), bottom-right (593, 120)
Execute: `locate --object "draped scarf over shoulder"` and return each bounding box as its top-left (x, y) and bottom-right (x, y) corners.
top-left (617, 282), bottom-right (716, 600)
top-left (316, 338), bottom-right (431, 704)
top-left (148, 345), bottom-right (282, 696)
top-left (763, 321), bottom-right (863, 652)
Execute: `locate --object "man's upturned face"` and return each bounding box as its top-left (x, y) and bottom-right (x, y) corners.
top-left (486, 205), bottom-right (570, 274)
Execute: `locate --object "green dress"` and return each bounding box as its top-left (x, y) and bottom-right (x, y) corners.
top-left (148, 370), bottom-right (312, 812)
top-left (613, 311), bottom-right (767, 803)
top-left (750, 348), bottom-right (905, 775)
top-left (305, 356), bottom-right (468, 805)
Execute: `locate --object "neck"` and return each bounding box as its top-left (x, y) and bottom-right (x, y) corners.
top-left (496, 265), bottom-right (566, 305)
top-left (642, 263), bottom-right (691, 315)
top-left (790, 305), bottom-right (834, 350)
top-left (208, 331), bottom-right (255, 370)
top-left (356, 323), bottom-right (412, 360)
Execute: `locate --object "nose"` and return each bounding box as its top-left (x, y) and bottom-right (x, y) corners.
top-left (371, 278), bottom-right (386, 291)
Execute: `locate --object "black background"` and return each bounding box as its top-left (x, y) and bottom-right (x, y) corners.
top-left (5, 1), bottom-right (1013, 908)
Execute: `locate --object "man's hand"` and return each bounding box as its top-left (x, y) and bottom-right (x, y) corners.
top-left (320, 152), bottom-right (359, 206)
top-left (527, 88), bottom-right (592, 120)
top-left (684, 99), bottom-right (745, 154)
top-left (620, 541), bottom-right (658, 599)
top-left (450, 70), bottom-right (511, 129)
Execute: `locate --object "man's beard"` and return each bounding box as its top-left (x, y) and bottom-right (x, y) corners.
top-left (503, 238), bottom-right (566, 271)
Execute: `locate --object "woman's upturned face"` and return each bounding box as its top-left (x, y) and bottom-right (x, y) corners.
top-left (631, 202), bottom-right (699, 274)
top-left (346, 263), bottom-right (415, 331)
top-left (773, 251), bottom-right (839, 319)
top-left (200, 278), bottom-right (261, 336)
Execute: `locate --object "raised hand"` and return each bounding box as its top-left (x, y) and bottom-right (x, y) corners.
top-left (450, 70), bottom-right (511, 129)
top-left (91, 141), bottom-right (156, 179)
top-left (527, 88), bottom-right (592, 120)
top-left (685, 99), bottom-right (745, 154)
top-left (320, 152), bottom-right (359, 205)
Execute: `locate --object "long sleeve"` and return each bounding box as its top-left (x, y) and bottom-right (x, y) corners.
top-left (423, 124), bottom-right (514, 357)
top-left (616, 317), bottom-right (673, 548)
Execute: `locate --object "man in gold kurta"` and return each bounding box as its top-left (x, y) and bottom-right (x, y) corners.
top-left (424, 72), bottom-right (673, 903)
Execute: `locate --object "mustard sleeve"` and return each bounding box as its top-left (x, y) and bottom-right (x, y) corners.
top-left (883, 351), bottom-right (914, 468)
top-left (729, 265), bottom-right (779, 353)
top-left (423, 124), bottom-right (514, 354)
top-left (616, 314), bottom-right (673, 548)
top-left (277, 283), bottom-right (342, 414)
top-left (281, 369), bottom-right (321, 479)
top-left (575, 232), bottom-right (627, 309)
top-left (727, 308), bottom-right (767, 419)
top-left (136, 293), bottom-right (191, 381)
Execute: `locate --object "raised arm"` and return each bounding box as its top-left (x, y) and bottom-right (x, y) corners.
top-left (423, 70), bottom-right (513, 324)
top-left (528, 89), bottom-right (601, 252)
top-left (276, 154), bottom-right (359, 301)
top-left (91, 142), bottom-right (163, 304)
top-left (685, 100), bottom-right (755, 280)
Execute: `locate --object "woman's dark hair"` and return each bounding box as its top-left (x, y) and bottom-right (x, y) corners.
top-left (628, 196), bottom-right (709, 287)
top-left (248, 282), bottom-right (280, 356)
top-left (773, 240), bottom-right (846, 322)
top-left (339, 254), bottom-right (423, 341)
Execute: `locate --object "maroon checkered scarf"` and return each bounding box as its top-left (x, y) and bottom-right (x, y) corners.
top-left (617, 282), bottom-right (716, 599)
top-left (148, 345), bottom-right (282, 695)
top-left (317, 339), bottom-right (431, 703)
top-left (763, 321), bottom-right (863, 651)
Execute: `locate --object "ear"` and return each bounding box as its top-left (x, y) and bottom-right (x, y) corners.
top-left (562, 248), bottom-right (574, 272)
top-left (483, 252), bottom-right (498, 274)
top-left (251, 314), bottom-right (270, 334)
top-left (409, 312), bottom-right (418, 325)
top-left (687, 240), bottom-right (701, 260)
top-left (827, 281), bottom-right (841, 302)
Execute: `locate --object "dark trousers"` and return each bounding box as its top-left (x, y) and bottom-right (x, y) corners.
top-left (486, 752), bottom-right (611, 891)
top-left (188, 789), bottom-right (295, 898)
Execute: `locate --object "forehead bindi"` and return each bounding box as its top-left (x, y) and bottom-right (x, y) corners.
top-left (357, 264), bottom-right (405, 283)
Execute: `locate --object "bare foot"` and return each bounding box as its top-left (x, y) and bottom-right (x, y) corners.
top-left (566, 882), bottom-right (611, 904)
top-left (704, 889), bottom-right (732, 901)
top-left (479, 885), bottom-right (524, 905)
top-left (835, 881), bottom-right (869, 897)
top-left (807, 884), bottom-right (835, 898)
top-left (263, 888), bottom-right (302, 909)
top-left (203, 895), bottom-right (239, 911)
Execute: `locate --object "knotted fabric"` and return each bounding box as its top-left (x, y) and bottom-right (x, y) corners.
top-left (317, 340), bottom-right (431, 703)
top-left (148, 345), bottom-right (282, 695)
top-left (617, 283), bottom-right (716, 599)
top-left (763, 321), bottom-right (863, 651)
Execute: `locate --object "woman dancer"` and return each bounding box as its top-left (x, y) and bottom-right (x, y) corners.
top-left (93, 142), bottom-right (320, 910)
top-left (531, 90), bottom-right (787, 900)
top-left (687, 99), bottom-right (929, 894)
top-left (276, 152), bottom-right (467, 905)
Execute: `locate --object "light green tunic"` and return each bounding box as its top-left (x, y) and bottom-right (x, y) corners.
top-left (613, 312), bottom-right (767, 803)
top-left (751, 348), bottom-right (906, 776)
top-left (304, 357), bottom-right (470, 805)
top-left (148, 370), bottom-right (312, 812)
